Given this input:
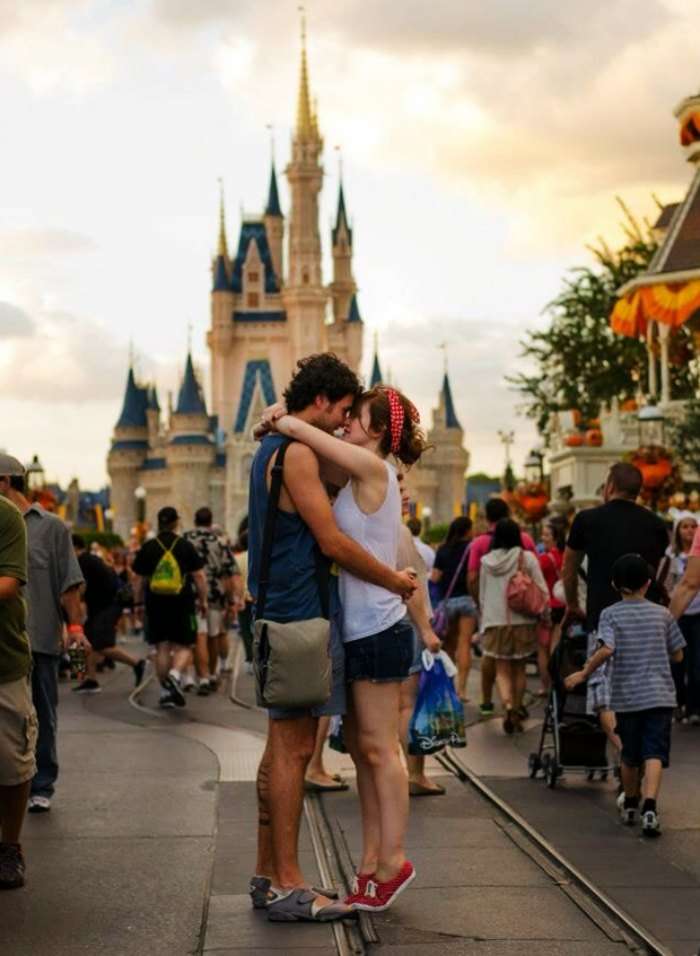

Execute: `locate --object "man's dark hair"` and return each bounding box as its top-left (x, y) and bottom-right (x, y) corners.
top-left (72, 534), bottom-right (86, 551)
top-left (157, 506), bottom-right (179, 530)
top-left (195, 506), bottom-right (212, 527)
top-left (491, 517), bottom-right (522, 551)
top-left (237, 529), bottom-right (248, 551)
top-left (7, 474), bottom-right (26, 495)
top-left (485, 497), bottom-right (510, 524)
top-left (283, 353), bottom-right (362, 413)
top-left (445, 515), bottom-right (473, 546)
top-left (607, 462), bottom-right (642, 500)
top-left (612, 553), bottom-right (651, 593)
top-left (406, 517), bottom-right (422, 537)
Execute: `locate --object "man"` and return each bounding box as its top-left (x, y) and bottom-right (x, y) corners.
top-left (406, 517), bottom-right (435, 573)
top-left (468, 497), bottom-right (536, 717)
top-left (184, 507), bottom-right (241, 695)
top-left (669, 524), bottom-right (700, 724)
top-left (71, 535), bottom-right (145, 694)
top-left (0, 455), bottom-right (87, 814)
top-left (131, 507), bottom-right (208, 709)
top-left (0, 489), bottom-right (36, 888)
top-left (248, 353), bottom-right (417, 922)
top-left (562, 462), bottom-right (668, 632)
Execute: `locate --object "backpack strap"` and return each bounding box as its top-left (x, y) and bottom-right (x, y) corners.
top-left (442, 542), bottom-right (471, 604)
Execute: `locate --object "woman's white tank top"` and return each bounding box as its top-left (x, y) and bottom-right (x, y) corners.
top-left (332, 460), bottom-right (405, 642)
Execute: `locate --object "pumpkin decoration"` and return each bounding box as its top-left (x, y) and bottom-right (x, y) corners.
top-left (514, 481), bottom-right (549, 521)
top-left (585, 428), bottom-right (603, 447)
top-left (565, 433), bottom-right (584, 447)
top-left (631, 452), bottom-right (673, 491)
top-left (620, 398), bottom-right (639, 412)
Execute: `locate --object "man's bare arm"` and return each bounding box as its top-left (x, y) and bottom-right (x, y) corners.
top-left (562, 547), bottom-right (584, 613)
top-left (60, 584), bottom-right (83, 628)
top-left (669, 554), bottom-right (700, 619)
top-left (284, 444), bottom-right (416, 599)
top-left (0, 576), bottom-right (21, 601)
top-left (467, 569), bottom-right (478, 602)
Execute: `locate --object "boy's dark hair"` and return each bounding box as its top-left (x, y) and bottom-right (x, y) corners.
top-left (607, 462), bottom-right (642, 500)
top-left (485, 497), bottom-right (510, 524)
top-left (195, 506), bottom-right (213, 527)
top-left (283, 353), bottom-right (362, 413)
top-left (72, 534), bottom-right (86, 551)
top-left (406, 517), bottom-right (422, 537)
top-left (491, 517), bottom-right (522, 551)
top-left (611, 553), bottom-right (652, 593)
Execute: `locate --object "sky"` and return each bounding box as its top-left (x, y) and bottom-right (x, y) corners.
top-left (1, 0), bottom-right (699, 488)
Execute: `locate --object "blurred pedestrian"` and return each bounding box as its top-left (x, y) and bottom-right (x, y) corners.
top-left (536, 519), bottom-right (566, 696)
top-left (406, 517), bottom-right (435, 573)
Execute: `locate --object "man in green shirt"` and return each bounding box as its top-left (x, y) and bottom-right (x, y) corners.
top-left (0, 463), bottom-right (37, 890)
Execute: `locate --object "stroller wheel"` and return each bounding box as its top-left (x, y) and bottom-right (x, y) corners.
top-left (586, 769), bottom-right (595, 782)
top-left (600, 770), bottom-right (608, 782)
top-left (545, 758), bottom-right (558, 789)
top-left (528, 753), bottom-right (541, 779)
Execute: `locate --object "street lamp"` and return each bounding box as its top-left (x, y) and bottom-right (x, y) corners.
top-left (422, 505), bottom-right (432, 534)
top-left (25, 454), bottom-right (45, 494)
top-left (134, 485), bottom-right (146, 524)
top-left (638, 405), bottom-right (665, 448)
top-left (524, 450), bottom-right (544, 484)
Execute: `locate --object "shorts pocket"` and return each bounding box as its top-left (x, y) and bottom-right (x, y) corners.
top-left (24, 710), bottom-right (38, 756)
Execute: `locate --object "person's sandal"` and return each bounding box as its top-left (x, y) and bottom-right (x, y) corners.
top-left (266, 888), bottom-right (354, 922)
top-left (249, 875), bottom-right (338, 909)
top-left (409, 781), bottom-right (446, 796)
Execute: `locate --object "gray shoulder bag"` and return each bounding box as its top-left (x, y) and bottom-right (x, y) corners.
top-left (253, 440), bottom-right (332, 709)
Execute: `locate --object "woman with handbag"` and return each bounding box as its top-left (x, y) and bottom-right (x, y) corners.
top-left (263, 384), bottom-right (430, 913)
top-left (479, 518), bottom-right (549, 734)
top-left (431, 516), bottom-right (477, 700)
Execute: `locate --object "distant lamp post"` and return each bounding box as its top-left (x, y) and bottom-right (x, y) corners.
top-left (104, 507), bottom-right (114, 532)
top-left (422, 505), bottom-right (432, 534)
top-left (134, 485), bottom-right (146, 524)
top-left (638, 405), bottom-right (665, 448)
top-left (26, 454), bottom-right (45, 494)
top-left (524, 450), bottom-right (544, 484)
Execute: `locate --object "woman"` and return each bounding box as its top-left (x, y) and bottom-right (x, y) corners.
top-left (659, 514), bottom-right (700, 723)
top-left (264, 385), bottom-right (432, 912)
top-left (431, 517), bottom-right (478, 700)
top-left (479, 518), bottom-right (548, 734)
top-left (536, 520), bottom-right (566, 696)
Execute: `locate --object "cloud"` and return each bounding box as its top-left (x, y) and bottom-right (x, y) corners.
top-left (0, 301), bottom-right (35, 338)
top-left (0, 229), bottom-right (96, 258)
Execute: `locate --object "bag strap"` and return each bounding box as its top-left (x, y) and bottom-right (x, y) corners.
top-left (155, 535), bottom-right (178, 558)
top-left (255, 440), bottom-right (330, 621)
top-left (442, 542), bottom-right (471, 604)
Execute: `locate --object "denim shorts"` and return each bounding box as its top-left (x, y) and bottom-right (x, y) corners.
top-left (446, 595), bottom-right (478, 622)
top-left (409, 626), bottom-right (423, 676)
top-left (345, 616), bottom-right (414, 683)
top-left (615, 708), bottom-right (673, 768)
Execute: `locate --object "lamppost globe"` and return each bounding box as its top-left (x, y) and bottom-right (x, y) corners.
top-left (638, 405), bottom-right (665, 447)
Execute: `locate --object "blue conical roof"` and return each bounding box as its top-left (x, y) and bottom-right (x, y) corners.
top-left (347, 293), bottom-right (362, 323)
top-left (332, 183), bottom-right (352, 247)
top-left (442, 373), bottom-right (460, 429)
top-left (147, 386), bottom-right (160, 412)
top-left (370, 351), bottom-right (383, 387)
top-left (265, 163), bottom-right (282, 217)
top-left (175, 353), bottom-right (207, 415)
top-left (116, 368), bottom-right (148, 429)
top-left (212, 254), bottom-right (229, 292)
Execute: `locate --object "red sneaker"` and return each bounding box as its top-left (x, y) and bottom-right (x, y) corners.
top-left (344, 871), bottom-right (374, 906)
top-left (353, 861), bottom-right (415, 912)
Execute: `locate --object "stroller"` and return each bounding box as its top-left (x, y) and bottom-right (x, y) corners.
top-left (528, 622), bottom-right (618, 788)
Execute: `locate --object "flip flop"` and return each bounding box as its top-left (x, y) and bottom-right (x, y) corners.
top-left (266, 888), bottom-right (354, 922)
top-left (304, 779), bottom-right (350, 792)
top-left (409, 781), bottom-right (446, 797)
top-left (249, 875), bottom-right (339, 909)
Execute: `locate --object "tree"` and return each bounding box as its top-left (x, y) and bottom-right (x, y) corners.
top-left (669, 398), bottom-right (700, 477)
top-left (508, 202), bottom-right (697, 440)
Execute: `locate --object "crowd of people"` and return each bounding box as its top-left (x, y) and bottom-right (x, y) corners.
top-left (1, 352), bottom-right (699, 917)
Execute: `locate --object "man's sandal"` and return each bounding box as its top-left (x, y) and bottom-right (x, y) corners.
top-left (249, 875), bottom-right (338, 909)
top-left (266, 887), bottom-right (354, 922)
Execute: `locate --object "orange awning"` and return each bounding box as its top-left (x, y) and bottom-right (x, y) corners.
top-left (610, 279), bottom-right (700, 337)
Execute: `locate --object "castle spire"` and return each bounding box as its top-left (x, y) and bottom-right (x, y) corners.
top-left (333, 181), bottom-right (352, 247)
top-left (296, 9), bottom-right (317, 142)
top-left (370, 333), bottom-right (383, 386)
top-left (441, 371), bottom-right (460, 429)
top-left (217, 178), bottom-right (229, 260)
top-left (116, 367), bottom-right (148, 429)
top-left (175, 352), bottom-right (207, 416)
top-left (265, 162), bottom-right (282, 217)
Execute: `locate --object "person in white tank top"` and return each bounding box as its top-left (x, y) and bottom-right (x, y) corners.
top-left (261, 384), bottom-right (437, 914)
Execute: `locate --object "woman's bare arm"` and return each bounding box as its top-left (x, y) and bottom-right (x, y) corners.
top-left (274, 414), bottom-right (386, 482)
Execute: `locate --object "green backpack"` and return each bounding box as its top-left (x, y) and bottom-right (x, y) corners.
top-left (150, 537), bottom-right (184, 596)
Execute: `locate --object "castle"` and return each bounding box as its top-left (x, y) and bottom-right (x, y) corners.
top-left (107, 27), bottom-right (469, 542)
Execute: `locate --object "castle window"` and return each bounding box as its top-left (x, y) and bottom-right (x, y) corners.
top-left (247, 292), bottom-right (260, 308)
top-left (302, 270), bottom-right (310, 285)
top-left (248, 270), bottom-right (259, 283)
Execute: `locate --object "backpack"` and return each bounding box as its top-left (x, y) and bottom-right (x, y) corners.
top-left (506, 550), bottom-right (547, 618)
top-left (150, 537), bottom-right (184, 596)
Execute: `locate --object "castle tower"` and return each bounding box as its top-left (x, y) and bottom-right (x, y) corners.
top-left (327, 180), bottom-right (363, 368)
top-left (107, 367), bottom-right (150, 542)
top-left (283, 16), bottom-right (327, 357)
top-left (146, 386), bottom-right (160, 448)
top-left (427, 372), bottom-right (470, 522)
top-left (165, 353), bottom-right (215, 529)
top-left (370, 339), bottom-right (384, 387)
top-left (208, 183), bottom-right (235, 425)
top-left (264, 162), bottom-right (284, 280)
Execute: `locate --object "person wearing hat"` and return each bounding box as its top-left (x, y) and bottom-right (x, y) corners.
top-left (131, 506), bottom-right (207, 708)
top-left (565, 553), bottom-right (686, 838)
top-left (0, 454), bottom-right (86, 815)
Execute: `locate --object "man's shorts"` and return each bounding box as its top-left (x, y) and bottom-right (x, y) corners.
top-left (0, 675), bottom-right (38, 786)
top-left (197, 607), bottom-right (225, 639)
top-left (85, 605), bottom-right (121, 652)
top-left (144, 604), bottom-right (197, 648)
top-left (615, 708), bottom-right (673, 768)
top-left (268, 581), bottom-right (346, 721)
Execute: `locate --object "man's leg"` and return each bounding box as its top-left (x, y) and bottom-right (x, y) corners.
top-left (30, 653), bottom-right (59, 799)
top-left (640, 758), bottom-right (663, 802)
top-left (255, 734), bottom-right (276, 884)
top-left (154, 642), bottom-right (171, 681)
top-left (620, 761), bottom-right (640, 798)
top-left (267, 714), bottom-right (317, 889)
top-left (0, 781), bottom-right (31, 844)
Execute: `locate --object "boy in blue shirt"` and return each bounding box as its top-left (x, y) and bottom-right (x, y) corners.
top-left (565, 553), bottom-right (685, 837)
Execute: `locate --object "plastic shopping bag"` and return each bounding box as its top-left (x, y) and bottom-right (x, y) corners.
top-left (408, 652), bottom-right (467, 756)
top-left (328, 715), bottom-right (347, 753)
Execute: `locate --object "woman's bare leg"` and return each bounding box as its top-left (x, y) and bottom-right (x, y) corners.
top-left (512, 660), bottom-right (527, 712)
top-left (305, 716), bottom-right (340, 787)
top-left (494, 658), bottom-right (513, 710)
top-left (343, 698), bottom-right (380, 876)
top-left (455, 615), bottom-right (475, 700)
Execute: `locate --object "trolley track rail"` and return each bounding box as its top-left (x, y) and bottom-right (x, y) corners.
top-left (436, 747), bottom-right (674, 956)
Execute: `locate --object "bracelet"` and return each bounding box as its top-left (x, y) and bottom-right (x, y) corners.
top-left (67, 624), bottom-right (85, 635)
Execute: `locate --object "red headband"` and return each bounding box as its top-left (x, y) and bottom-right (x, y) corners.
top-left (384, 388), bottom-right (420, 454)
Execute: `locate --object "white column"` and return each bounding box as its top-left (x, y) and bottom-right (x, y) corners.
top-left (646, 320), bottom-right (658, 399)
top-left (658, 321), bottom-right (671, 405)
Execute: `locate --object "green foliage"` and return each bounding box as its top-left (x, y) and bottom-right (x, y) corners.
top-left (508, 205), bottom-right (698, 440)
top-left (424, 523), bottom-right (449, 545)
top-left (468, 472), bottom-right (500, 483)
top-left (669, 398), bottom-right (700, 477)
top-left (74, 529), bottom-right (124, 549)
